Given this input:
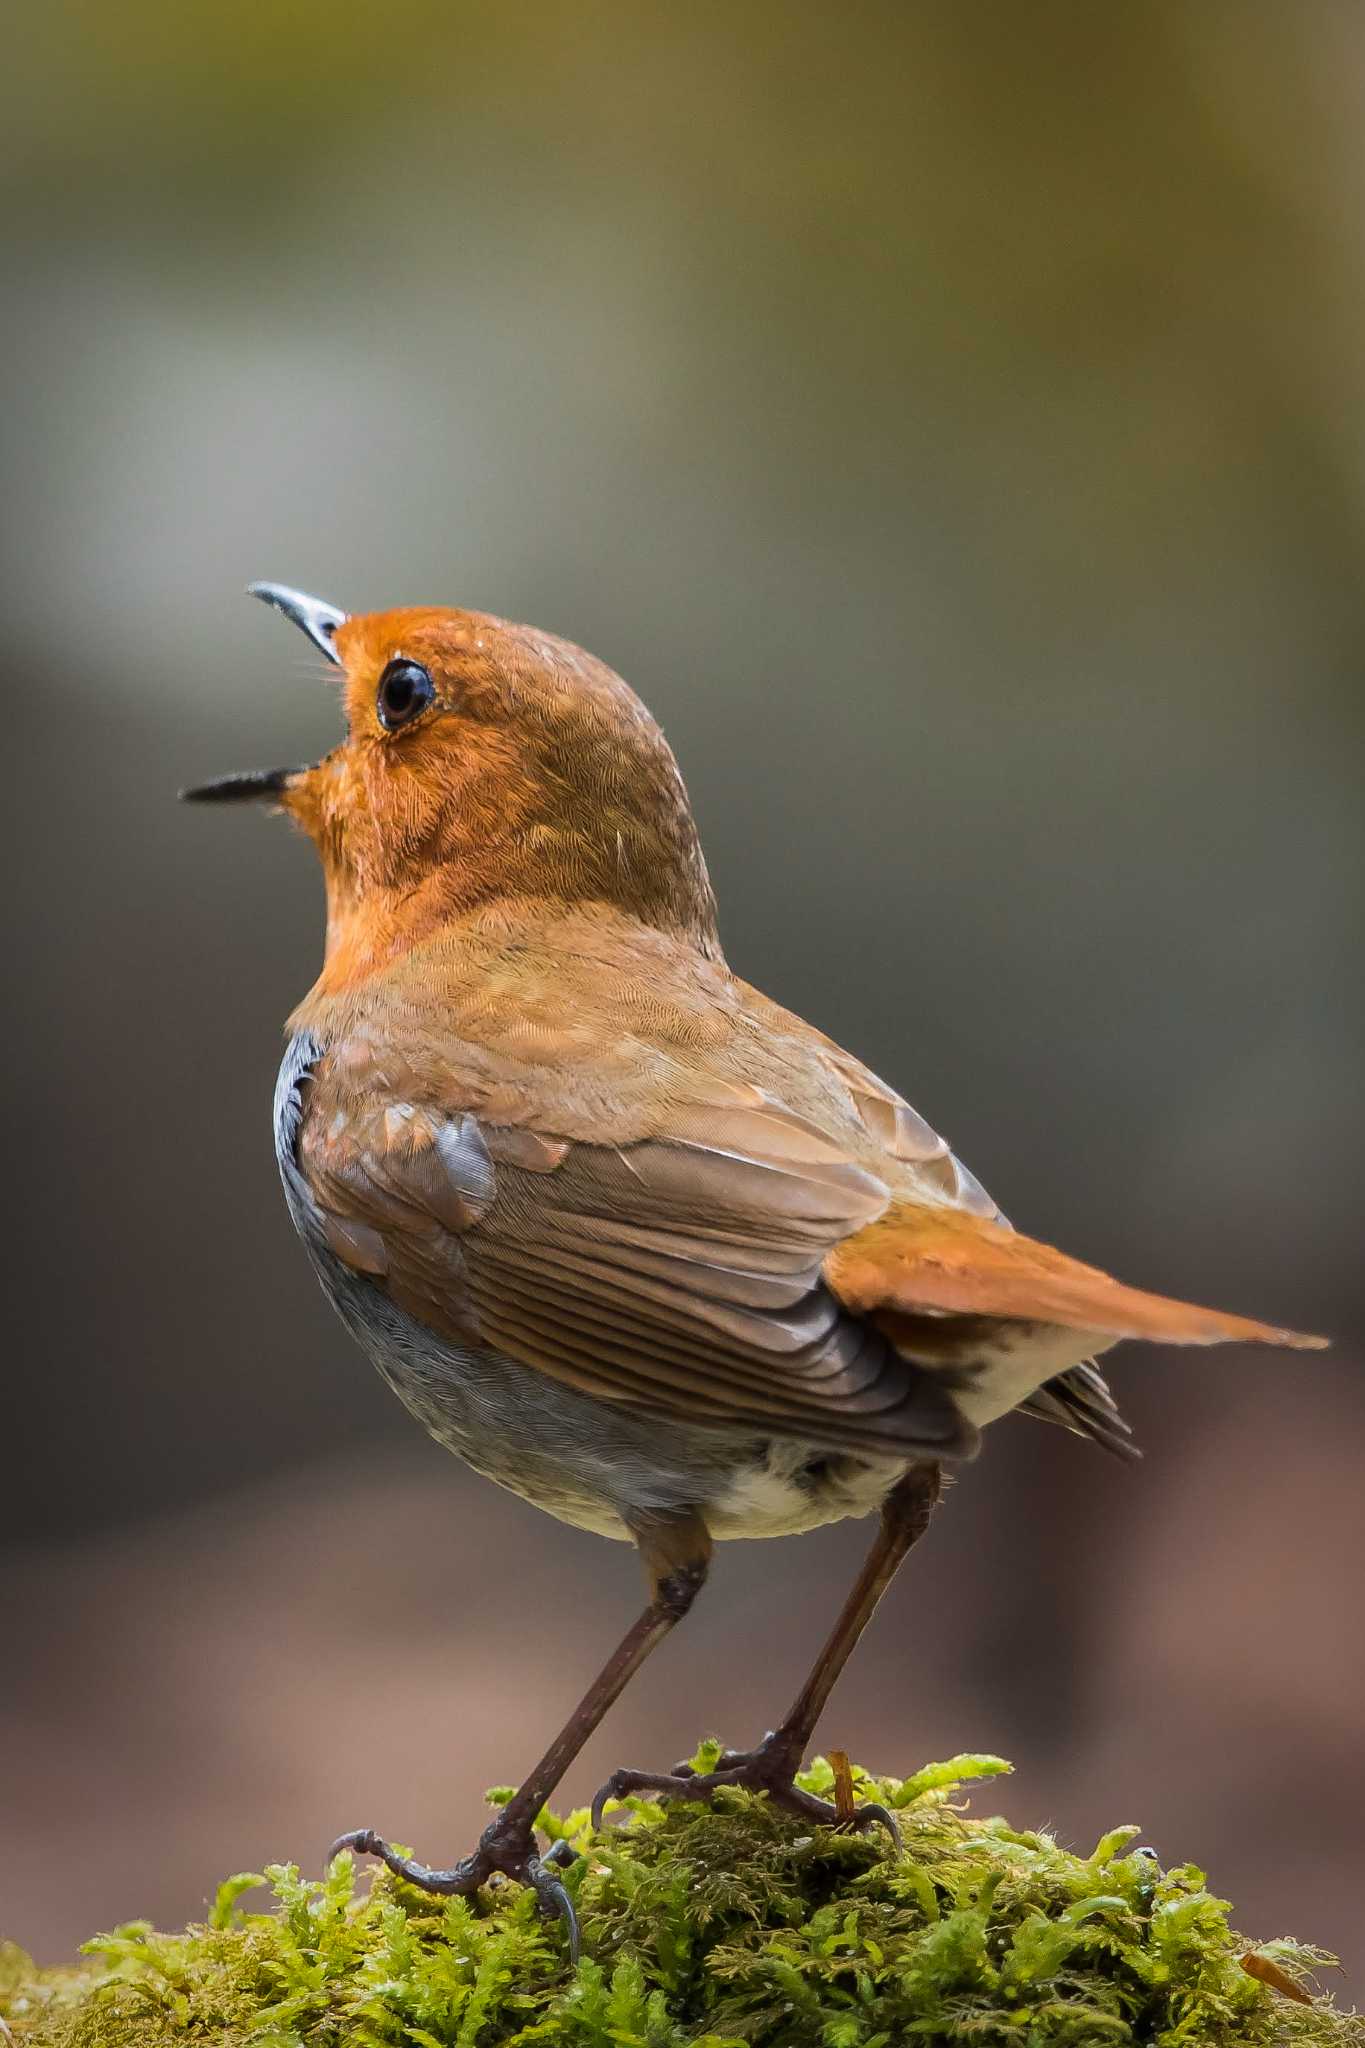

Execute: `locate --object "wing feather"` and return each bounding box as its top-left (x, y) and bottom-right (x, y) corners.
top-left (1018, 1361), bottom-right (1139, 1461)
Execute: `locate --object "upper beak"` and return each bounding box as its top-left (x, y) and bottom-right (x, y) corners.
top-left (180, 581), bottom-right (348, 805)
top-left (245, 580), bottom-right (347, 665)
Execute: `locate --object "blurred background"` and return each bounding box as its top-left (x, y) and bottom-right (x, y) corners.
top-left (5, 0), bottom-right (1363, 1981)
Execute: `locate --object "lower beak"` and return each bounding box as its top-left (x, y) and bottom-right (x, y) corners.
top-left (180, 765), bottom-right (309, 804)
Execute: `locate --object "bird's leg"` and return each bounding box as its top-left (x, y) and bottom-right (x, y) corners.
top-left (332, 1507), bottom-right (712, 1960)
top-left (591, 1462), bottom-right (942, 1842)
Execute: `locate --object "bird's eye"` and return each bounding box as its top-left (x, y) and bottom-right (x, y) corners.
top-left (376, 658), bottom-right (435, 731)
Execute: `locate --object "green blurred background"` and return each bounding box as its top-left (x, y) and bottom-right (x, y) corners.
top-left (6, 0), bottom-right (1363, 1979)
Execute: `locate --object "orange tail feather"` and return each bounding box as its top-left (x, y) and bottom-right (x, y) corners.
top-left (825, 1203), bottom-right (1326, 1350)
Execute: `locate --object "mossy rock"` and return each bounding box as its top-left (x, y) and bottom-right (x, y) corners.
top-left (3, 1750), bottom-right (1358, 2046)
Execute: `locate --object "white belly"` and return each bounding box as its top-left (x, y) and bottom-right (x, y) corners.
top-left (706, 1442), bottom-right (910, 1541)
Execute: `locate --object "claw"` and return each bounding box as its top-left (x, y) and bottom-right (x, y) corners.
top-left (590, 1782), bottom-right (614, 1830)
top-left (843, 1799), bottom-right (901, 1850)
top-left (328, 1827), bottom-right (379, 1865)
top-left (529, 1857), bottom-right (580, 1964)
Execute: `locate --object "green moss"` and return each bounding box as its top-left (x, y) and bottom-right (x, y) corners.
top-left (3, 1750), bottom-right (1358, 2046)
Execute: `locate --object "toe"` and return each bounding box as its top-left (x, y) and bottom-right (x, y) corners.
top-left (330, 1828), bottom-right (481, 1895)
top-left (327, 1818), bottom-right (580, 1957)
top-left (590, 1767), bottom-right (705, 1829)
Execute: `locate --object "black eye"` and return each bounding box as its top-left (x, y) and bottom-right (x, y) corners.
top-left (376, 658), bottom-right (435, 731)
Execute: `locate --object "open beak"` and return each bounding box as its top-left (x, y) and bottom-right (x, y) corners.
top-left (180, 582), bottom-right (348, 805)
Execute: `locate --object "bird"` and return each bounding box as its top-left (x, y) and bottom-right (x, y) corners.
top-left (184, 581), bottom-right (1324, 1956)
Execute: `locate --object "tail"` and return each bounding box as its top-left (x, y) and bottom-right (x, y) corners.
top-left (825, 1202), bottom-right (1326, 1351)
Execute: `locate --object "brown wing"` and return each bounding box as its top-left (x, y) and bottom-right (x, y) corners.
top-left (295, 1048), bottom-right (981, 1460)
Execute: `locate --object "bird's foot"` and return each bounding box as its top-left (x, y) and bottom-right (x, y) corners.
top-left (590, 1732), bottom-right (900, 1847)
top-left (329, 1814), bottom-right (580, 1960)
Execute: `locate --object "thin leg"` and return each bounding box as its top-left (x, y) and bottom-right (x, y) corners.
top-left (592, 1462), bottom-right (942, 1836)
top-left (333, 1507), bottom-right (712, 1960)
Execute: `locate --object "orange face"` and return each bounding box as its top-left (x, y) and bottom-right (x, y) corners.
top-left (284, 605), bottom-right (560, 904)
top-left (186, 586), bottom-right (719, 987)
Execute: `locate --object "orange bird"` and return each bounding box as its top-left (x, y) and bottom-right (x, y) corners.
top-left (186, 583), bottom-right (1323, 1955)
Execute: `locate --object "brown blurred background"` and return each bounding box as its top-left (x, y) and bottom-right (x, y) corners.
top-left (4, 0), bottom-right (1363, 1981)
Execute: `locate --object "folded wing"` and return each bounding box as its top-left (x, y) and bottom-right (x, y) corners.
top-left (293, 1030), bottom-right (1322, 1468)
top-left (294, 1050), bottom-right (982, 1459)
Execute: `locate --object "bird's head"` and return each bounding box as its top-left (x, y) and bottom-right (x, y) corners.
top-left (185, 585), bottom-right (720, 989)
